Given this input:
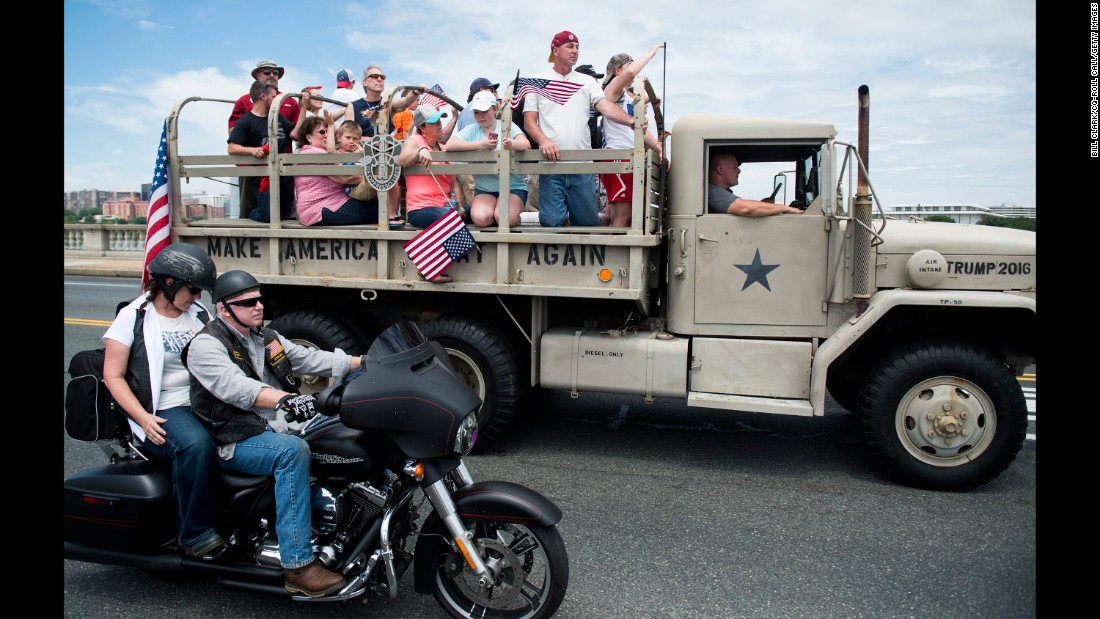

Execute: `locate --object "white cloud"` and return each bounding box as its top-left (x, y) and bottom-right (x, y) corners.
top-left (65, 0), bottom-right (1036, 208)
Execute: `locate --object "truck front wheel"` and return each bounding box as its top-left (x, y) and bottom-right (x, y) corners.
top-left (421, 316), bottom-right (523, 450)
top-left (856, 339), bottom-right (1027, 491)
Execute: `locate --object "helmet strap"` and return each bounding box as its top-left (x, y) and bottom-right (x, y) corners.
top-left (153, 273), bottom-right (186, 307)
top-left (222, 301), bottom-right (254, 332)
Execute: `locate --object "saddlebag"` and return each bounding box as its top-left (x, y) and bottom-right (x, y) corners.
top-left (64, 459), bottom-right (176, 551)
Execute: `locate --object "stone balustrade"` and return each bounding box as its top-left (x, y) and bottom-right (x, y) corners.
top-left (63, 224), bottom-right (147, 257)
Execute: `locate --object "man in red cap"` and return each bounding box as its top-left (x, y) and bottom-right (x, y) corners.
top-left (523, 31), bottom-right (633, 227)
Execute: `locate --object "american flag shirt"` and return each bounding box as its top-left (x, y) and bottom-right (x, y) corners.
top-left (522, 70), bottom-right (604, 150)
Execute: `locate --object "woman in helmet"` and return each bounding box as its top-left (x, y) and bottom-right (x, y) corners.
top-left (101, 243), bottom-right (225, 558)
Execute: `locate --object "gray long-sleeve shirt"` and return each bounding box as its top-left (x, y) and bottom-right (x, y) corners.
top-left (187, 315), bottom-right (353, 458)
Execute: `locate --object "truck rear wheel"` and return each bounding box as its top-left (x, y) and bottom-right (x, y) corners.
top-left (856, 339), bottom-right (1027, 491)
top-left (266, 310), bottom-right (367, 394)
top-left (421, 316), bottom-right (523, 449)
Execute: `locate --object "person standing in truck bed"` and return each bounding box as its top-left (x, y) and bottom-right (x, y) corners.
top-left (227, 81), bottom-right (297, 223)
top-left (523, 30), bottom-right (634, 227)
top-left (600, 44), bottom-right (666, 227)
top-left (228, 60), bottom-right (299, 219)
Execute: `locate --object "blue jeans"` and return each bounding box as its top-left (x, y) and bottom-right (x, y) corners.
top-left (318, 198), bottom-right (380, 225)
top-left (138, 406), bottom-right (221, 553)
top-left (538, 173), bottom-right (599, 226)
top-left (407, 205), bottom-right (466, 229)
top-left (218, 427), bottom-right (314, 568)
top-left (249, 182), bottom-right (295, 222)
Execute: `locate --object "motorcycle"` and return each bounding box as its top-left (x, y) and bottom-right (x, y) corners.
top-left (64, 321), bottom-right (570, 619)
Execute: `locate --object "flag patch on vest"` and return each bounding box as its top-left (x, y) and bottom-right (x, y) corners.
top-left (266, 339), bottom-right (286, 364)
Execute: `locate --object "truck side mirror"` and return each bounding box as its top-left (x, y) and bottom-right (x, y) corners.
top-left (772, 174), bottom-right (786, 205)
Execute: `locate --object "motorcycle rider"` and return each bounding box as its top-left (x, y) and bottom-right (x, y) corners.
top-left (101, 243), bottom-right (224, 559)
top-left (182, 269), bottom-right (363, 597)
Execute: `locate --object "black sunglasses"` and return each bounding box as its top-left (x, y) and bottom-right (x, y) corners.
top-left (186, 285), bottom-right (202, 295)
top-left (226, 297), bottom-right (263, 308)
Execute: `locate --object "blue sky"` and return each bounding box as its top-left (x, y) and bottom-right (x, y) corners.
top-left (64, 0), bottom-right (1036, 208)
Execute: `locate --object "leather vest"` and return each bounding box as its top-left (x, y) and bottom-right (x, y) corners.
top-left (126, 304), bottom-right (209, 418)
top-left (184, 319), bottom-right (299, 446)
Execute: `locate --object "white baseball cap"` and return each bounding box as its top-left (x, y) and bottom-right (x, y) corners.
top-left (469, 90), bottom-right (498, 112)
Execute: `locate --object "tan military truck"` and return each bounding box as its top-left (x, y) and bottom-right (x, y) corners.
top-left (164, 84), bottom-right (1035, 491)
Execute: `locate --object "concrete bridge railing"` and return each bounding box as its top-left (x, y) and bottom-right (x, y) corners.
top-left (64, 224), bottom-right (147, 258)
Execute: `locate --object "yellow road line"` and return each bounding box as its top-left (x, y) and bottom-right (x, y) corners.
top-left (65, 318), bottom-right (112, 327)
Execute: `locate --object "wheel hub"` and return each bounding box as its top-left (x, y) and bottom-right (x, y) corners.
top-left (928, 402), bottom-right (969, 442)
top-left (897, 378), bottom-right (994, 462)
top-left (464, 537), bottom-right (524, 607)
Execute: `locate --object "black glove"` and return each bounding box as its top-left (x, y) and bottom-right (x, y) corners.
top-left (278, 394), bottom-right (318, 423)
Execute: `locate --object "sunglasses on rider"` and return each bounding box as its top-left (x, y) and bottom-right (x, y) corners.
top-left (226, 297), bottom-right (263, 308)
top-left (186, 285), bottom-right (202, 295)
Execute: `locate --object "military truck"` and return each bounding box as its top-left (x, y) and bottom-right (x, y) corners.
top-left (163, 83), bottom-right (1035, 491)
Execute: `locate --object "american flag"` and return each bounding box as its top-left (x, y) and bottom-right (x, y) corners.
top-left (419, 84), bottom-right (448, 111)
top-left (141, 119), bottom-right (172, 288)
top-left (511, 77), bottom-right (583, 110)
top-left (403, 209), bottom-right (477, 281)
top-left (265, 339), bottom-right (284, 356)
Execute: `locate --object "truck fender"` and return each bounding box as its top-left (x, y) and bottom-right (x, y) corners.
top-left (413, 480), bottom-right (563, 594)
top-left (810, 289), bottom-right (1036, 415)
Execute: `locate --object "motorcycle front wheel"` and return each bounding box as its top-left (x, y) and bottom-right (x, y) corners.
top-left (434, 521), bottom-right (569, 619)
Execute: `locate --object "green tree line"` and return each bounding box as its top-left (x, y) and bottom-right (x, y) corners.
top-left (64, 208), bottom-right (146, 225)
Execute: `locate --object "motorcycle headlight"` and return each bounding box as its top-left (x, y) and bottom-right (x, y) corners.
top-left (453, 412), bottom-right (478, 455)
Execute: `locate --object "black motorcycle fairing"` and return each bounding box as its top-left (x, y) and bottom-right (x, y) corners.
top-left (411, 480), bottom-right (564, 594)
top-left (328, 337), bottom-right (482, 460)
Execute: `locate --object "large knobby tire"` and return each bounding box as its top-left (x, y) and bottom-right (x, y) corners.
top-left (433, 522), bottom-right (569, 619)
top-left (420, 316), bottom-right (522, 449)
top-left (855, 339), bottom-right (1027, 491)
top-left (266, 310), bottom-right (366, 395)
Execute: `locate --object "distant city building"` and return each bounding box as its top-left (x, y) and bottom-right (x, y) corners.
top-left (879, 203), bottom-right (1035, 225)
top-left (101, 198), bottom-right (144, 219)
top-left (65, 188), bottom-right (229, 219)
top-left (987, 202), bottom-right (1035, 218)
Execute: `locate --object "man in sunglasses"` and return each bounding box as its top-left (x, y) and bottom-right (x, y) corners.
top-left (350, 63), bottom-right (422, 138)
top-left (183, 270), bottom-right (364, 597)
top-left (227, 60), bottom-right (301, 219)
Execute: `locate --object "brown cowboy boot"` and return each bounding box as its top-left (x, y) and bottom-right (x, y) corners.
top-left (284, 559), bottom-right (346, 597)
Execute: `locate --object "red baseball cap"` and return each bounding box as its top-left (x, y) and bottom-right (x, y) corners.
top-left (548, 30), bottom-right (578, 62)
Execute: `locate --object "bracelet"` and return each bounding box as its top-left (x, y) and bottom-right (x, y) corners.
top-left (418, 147), bottom-right (428, 155)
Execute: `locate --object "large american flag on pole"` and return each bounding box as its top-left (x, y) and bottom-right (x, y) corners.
top-left (403, 209), bottom-right (477, 281)
top-left (141, 119), bottom-right (172, 289)
top-left (419, 84), bottom-right (448, 111)
top-left (511, 77), bottom-right (583, 110)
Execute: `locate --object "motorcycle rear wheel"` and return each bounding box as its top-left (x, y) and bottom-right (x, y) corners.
top-left (433, 521), bottom-right (569, 619)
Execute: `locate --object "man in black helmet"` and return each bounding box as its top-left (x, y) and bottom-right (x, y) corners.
top-left (103, 243), bottom-right (224, 559)
top-left (182, 270), bottom-right (363, 597)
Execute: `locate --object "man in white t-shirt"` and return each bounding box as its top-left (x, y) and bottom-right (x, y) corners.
top-left (523, 30), bottom-right (633, 227)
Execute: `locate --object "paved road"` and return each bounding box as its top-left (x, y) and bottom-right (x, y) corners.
top-left (63, 274), bottom-right (1037, 618)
